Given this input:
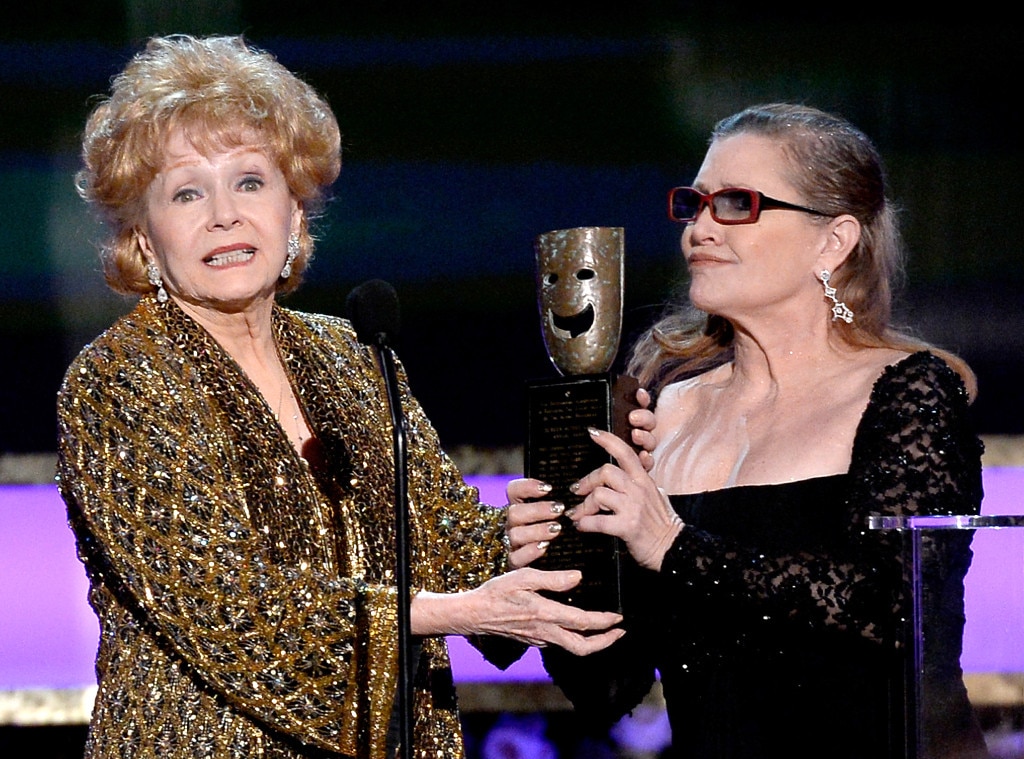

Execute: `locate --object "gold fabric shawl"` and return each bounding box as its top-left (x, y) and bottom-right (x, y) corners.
top-left (56, 296), bottom-right (507, 758)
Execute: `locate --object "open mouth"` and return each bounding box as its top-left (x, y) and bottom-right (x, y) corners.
top-left (547, 303), bottom-right (595, 339)
top-left (205, 248), bottom-right (255, 267)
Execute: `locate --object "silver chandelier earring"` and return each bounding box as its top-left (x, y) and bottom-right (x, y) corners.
top-left (281, 235), bottom-right (299, 279)
top-left (820, 270), bottom-right (853, 323)
top-left (147, 262), bottom-right (168, 304)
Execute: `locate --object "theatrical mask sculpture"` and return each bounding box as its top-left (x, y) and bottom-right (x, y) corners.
top-left (526, 226), bottom-right (636, 613)
top-left (536, 226), bottom-right (624, 376)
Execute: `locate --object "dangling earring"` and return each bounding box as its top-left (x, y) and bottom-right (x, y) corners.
top-left (147, 262), bottom-right (168, 304)
top-left (281, 235), bottom-right (299, 279)
top-left (820, 270), bottom-right (853, 323)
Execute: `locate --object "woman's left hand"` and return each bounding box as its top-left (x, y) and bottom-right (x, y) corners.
top-left (630, 387), bottom-right (657, 473)
top-left (569, 427), bottom-right (683, 571)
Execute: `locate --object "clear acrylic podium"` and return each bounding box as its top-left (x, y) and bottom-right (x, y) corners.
top-left (870, 514), bottom-right (1024, 759)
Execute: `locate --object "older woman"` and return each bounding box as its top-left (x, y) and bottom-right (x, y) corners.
top-left (508, 104), bottom-right (990, 758)
top-left (57, 34), bottom-right (629, 759)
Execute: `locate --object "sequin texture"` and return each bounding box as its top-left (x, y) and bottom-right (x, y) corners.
top-left (57, 296), bottom-right (508, 758)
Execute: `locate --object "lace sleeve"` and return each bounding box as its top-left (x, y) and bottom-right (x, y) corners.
top-left (659, 351), bottom-right (983, 647)
top-left (846, 352), bottom-right (983, 524)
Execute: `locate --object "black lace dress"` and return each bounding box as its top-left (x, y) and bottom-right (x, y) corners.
top-left (543, 352), bottom-right (991, 759)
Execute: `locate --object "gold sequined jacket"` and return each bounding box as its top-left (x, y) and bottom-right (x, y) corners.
top-left (56, 296), bottom-right (508, 759)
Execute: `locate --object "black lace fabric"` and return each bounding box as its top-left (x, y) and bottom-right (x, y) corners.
top-left (544, 352), bottom-right (990, 758)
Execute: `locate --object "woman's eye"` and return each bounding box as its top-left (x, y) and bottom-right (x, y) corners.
top-left (172, 188), bottom-right (200, 203)
top-left (239, 176), bottom-right (264, 192)
top-left (721, 192), bottom-right (751, 212)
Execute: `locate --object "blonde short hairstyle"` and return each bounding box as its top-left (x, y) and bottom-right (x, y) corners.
top-left (77, 34), bottom-right (342, 296)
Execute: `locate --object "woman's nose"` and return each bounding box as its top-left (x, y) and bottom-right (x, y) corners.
top-left (207, 189), bottom-right (242, 228)
top-left (686, 203), bottom-right (721, 241)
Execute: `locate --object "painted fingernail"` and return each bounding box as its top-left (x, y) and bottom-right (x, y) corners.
top-left (569, 481), bottom-right (580, 494)
top-left (536, 541), bottom-right (550, 551)
top-left (548, 522), bottom-right (562, 534)
top-left (538, 482), bottom-right (553, 493)
top-left (550, 502), bottom-right (565, 515)
top-left (587, 426), bottom-right (601, 437)
top-left (564, 507), bottom-right (576, 519)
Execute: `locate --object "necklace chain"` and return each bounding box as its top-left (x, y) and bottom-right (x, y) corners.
top-left (276, 380), bottom-right (305, 445)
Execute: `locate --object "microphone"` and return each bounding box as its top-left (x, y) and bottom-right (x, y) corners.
top-left (345, 279), bottom-right (413, 759)
top-left (345, 278), bottom-right (400, 349)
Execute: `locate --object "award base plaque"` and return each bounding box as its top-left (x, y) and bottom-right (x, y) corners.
top-left (525, 372), bottom-right (639, 613)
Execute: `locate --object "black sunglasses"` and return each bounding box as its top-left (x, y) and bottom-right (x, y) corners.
top-left (668, 186), bottom-right (827, 225)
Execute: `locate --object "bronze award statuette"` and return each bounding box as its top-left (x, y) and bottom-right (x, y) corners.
top-left (525, 226), bottom-right (639, 613)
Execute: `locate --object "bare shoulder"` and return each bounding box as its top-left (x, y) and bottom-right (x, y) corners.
top-left (838, 347), bottom-right (913, 408)
top-left (862, 347), bottom-right (912, 376)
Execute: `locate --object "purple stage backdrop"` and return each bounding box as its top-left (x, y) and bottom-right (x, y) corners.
top-left (1, 470), bottom-right (1022, 690)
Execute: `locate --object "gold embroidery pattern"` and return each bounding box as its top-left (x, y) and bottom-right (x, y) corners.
top-left (57, 296), bottom-right (507, 758)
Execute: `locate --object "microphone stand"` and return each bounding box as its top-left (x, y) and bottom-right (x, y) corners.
top-left (373, 333), bottom-right (413, 759)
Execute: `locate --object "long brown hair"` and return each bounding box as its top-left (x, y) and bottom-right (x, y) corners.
top-left (628, 103), bottom-right (975, 399)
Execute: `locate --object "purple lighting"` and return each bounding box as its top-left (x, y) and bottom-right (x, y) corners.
top-left (0, 477), bottom-right (549, 690)
top-left (0, 484), bottom-right (98, 689)
top-left (959, 467), bottom-right (1024, 672)
top-left (2, 470), bottom-right (1022, 690)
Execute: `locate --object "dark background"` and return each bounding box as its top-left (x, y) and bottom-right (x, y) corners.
top-left (2, 3), bottom-right (1021, 456)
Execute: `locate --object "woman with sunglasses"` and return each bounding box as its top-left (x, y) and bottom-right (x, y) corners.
top-left (506, 103), bottom-right (989, 758)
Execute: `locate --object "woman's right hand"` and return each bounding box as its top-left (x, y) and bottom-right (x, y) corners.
top-left (568, 427), bottom-right (683, 571)
top-left (411, 568), bottom-right (624, 656)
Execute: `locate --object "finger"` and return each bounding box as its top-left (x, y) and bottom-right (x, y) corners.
top-left (574, 510), bottom-right (626, 539)
top-left (631, 426), bottom-right (657, 455)
top-left (560, 627), bottom-right (626, 656)
top-left (506, 499), bottom-right (566, 529)
top-left (506, 477), bottom-right (553, 504)
top-left (508, 539), bottom-right (554, 569)
top-left (638, 449), bottom-right (655, 473)
top-left (565, 607), bottom-right (625, 631)
top-left (535, 602), bottom-right (625, 651)
top-left (636, 387), bottom-right (651, 409)
top-left (508, 517), bottom-right (564, 552)
top-left (569, 460), bottom-right (640, 505)
top-left (628, 406), bottom-right (656, 433)
top-left (520, 567), bottom-right (583, 593)
top-left (585, 427), bottom-right (648, 480)
top-left (568, 454), bottom-right (625, 499)
top-left (529, 595), bottom-right (623, 634)
top-left (581, 476), bottom-right (626, 515)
